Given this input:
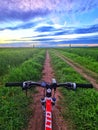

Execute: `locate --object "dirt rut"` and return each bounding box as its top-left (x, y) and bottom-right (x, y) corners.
top-left (27, 51), bottom-right (67, 130)
top-left (54, 51), bottom-right (98, 90)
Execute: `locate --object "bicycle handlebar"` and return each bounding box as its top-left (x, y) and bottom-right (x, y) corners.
top-left (5, 81), bottom-right (93, 90)
top-left (5, 82), bottom-right (23, 87)
top-left (76, 83), bottom-right (93, 88)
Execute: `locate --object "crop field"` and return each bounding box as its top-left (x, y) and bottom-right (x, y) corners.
top-left (0, 48), bottom-right (46, 130)
top-left (54, 47), bottom-right (98, 74)
top-left (0, 47), bottom-right (98, 130)
top-left (50, 50), bottom-right (98, 130)
top-left (0, 48), bottom-right (43, 78)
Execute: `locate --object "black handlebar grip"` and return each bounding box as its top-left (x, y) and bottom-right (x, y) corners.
top-left (76, 83), bottom-right (93, 88)
top-left (5, 82), bottom-right (23, 87)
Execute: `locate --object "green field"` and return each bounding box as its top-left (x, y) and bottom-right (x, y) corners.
top-left (50, 50), bottom-right (98, 130)
top-left (54, 47), bottom-right (98, 74)
top-left (0, 47), bottom-right (98, 130)
top-left (0, 48), bottom-right (42, 76)
top-left (0, 48), bottom-right (45, 130)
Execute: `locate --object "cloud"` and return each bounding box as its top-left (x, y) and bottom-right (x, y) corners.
top-left (31, 38), bottom-right (54, 42)
top-left (0, 9), bottom-right (50, 22)
top-left (34, 24), bottom-right (98, 38)
top-left (0, 0), bottom-right (51, 22)
top-left (52, 24), bottom-right (98, 36)
top-left (32, 24), bottom-right (98, 44)
top-left (0, 22), bottom-right (37, 31)
top-left (0, 21), bottom-right (98, 45)
top-left (54, 27), bottom-right (75, 35)
top-left (0, 0), bottom-right (98, 22)
top-left (35, 26), bottom-right (55, 32)
top-left (75, 24), bottom-right (98, 34)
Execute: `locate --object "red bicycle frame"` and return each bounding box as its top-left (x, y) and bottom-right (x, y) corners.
top-left (45, 98), bottom-right (52, 130)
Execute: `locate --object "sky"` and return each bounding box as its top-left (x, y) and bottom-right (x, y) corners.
top-left (0, 0), bottom-right (98, 47)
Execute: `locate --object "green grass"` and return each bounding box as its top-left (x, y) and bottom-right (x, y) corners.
top-left (50, 51), bottom-right (98, 130)
top-left (57, 47), bottom-right (98, 61)
top-left (0, 49), bottom-right (46, 130)
top-left (54, 47), bottom-right (98, 74)
top-left (0, 87), bottom-right (32, 130)
top-left (1, 47), bottom-right (98, 130)
top-left (0, 48), bottom-right (38, 77)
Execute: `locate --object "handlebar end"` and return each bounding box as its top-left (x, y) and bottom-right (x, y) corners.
top-left (76, 83), bottom-right (93, 88)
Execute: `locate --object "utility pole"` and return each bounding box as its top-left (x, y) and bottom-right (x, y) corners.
top-left (69, 44), bottom-right (71, 47)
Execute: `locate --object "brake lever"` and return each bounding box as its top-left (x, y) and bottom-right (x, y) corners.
top-left (22, 81), bottom-right (32, 90)
top-left (23, 81), bottom-right (33, 96)
top-left (66, 82), bottom-right (76, 90)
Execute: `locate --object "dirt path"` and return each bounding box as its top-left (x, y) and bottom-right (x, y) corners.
top-left (27, 51), bottom-right (67, 130)
top-left (54, 51), bottom-right (98, 90)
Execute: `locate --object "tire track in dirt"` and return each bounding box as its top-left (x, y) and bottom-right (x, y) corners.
top-left (54, 51), bottom-right (98, 90)
top-left (27, 87), bottom-right (44, 130)
top-left (27, 51), bottom-right (68, 130)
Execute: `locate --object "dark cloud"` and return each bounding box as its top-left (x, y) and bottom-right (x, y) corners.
top-left (17, 22), bottom-right (37, 29)
top-left (32, 24), bottom-right (98, 44)
top-left (46, 37), bottom-right (98, 45)
top-left (32, 38), bottom-right (54, 41)
top-left (64, 37), bottom-right (98, 44)
top-left (75, 24), bottom-right (98, 34)
top-left (0, 22), bottom-right (37, 31)
top-left (0, 9), bottom-right (50, 22)
top-left (54, 30), bottom-right (68, 35)
top-left (0, 0), bottom-right (51, 22)
top-left (34, 34), bottom-right (51, 37)
top-left (0, 0), bottom-right (98, 22)
top-left (54, 28), bottom-right (74, 35)
top-left (35, 26), bottom-right (55, 32)
top-left (35, 24), bottom-right (98, 37)
top-left (45, 24), bottom-right (98, 35)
